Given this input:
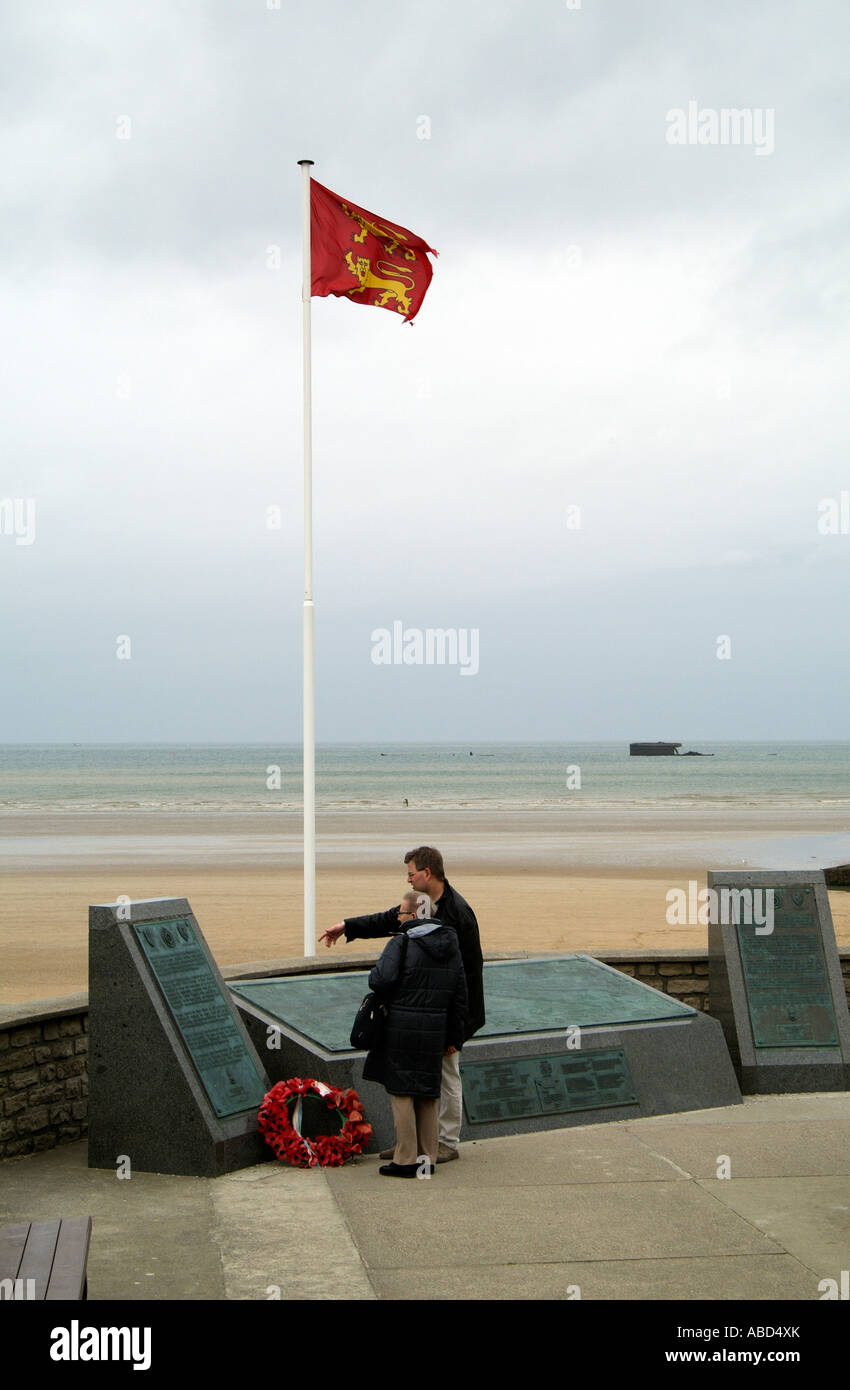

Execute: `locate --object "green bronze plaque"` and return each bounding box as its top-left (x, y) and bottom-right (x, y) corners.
top-left (232, 973), bottom-right (373, 1052)
top-left (461, 1049), bottom-right (637, 1123)
top-left (134, 918), bottom-right (268, 1117)
top-left (736, 888), bottom-right (839, 1049)
top-left (230, 954), bottom-right (692, 1054)
top-left (476, 957), bottom-right (693, 1034)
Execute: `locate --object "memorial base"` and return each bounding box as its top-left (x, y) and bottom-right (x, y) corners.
top-left (736, 1059), bottom-right (850, 1095)
top-left (89, 898), bottom-right (271, 1178)
top-left (231, 954), bottom-right (742, 1150)
top-left (455, 1013), bottom-right (740, 1141)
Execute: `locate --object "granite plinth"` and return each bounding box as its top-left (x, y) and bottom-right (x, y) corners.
top-left (232, 954), bottom-right (741, 1148)
top-left (708, 870), bottom-right (850, 1094)
top-left (88, 897), bottom-right (272, 1177)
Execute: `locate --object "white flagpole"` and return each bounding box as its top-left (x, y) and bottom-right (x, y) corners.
top-left (298, 157), bottom-right (316, 956)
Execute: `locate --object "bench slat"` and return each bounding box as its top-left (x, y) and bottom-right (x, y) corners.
top-left (0, 1224), bottom-right (31, 1288)
top-left (45, 1217), bottom-right (92, 1301)
top-left (17, 1219), bottom-right (61, 1299)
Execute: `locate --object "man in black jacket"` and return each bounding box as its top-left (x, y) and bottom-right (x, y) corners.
top-left (320, 845), bottom-right (485, 1162)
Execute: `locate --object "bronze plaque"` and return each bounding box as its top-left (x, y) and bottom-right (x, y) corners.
top-left (230, 954), bottom-right (692, 1054)
top-left (736, 887), bottom-right (839, 1048)
top-left (461, 1048), bottom-right (636, 1124)
top-left (134, 918), bottom-right (267, 1117)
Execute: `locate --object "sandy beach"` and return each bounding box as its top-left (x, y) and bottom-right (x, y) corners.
top-left (2, 808), bottom-right (849, 1005)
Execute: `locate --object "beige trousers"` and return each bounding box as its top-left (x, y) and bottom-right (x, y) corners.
top-left (438, 1050), bottom-right (463, 1148)
top-left (390, 1094), bottom-right (439, 1166)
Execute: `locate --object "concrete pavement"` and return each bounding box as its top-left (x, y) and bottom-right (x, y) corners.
top-left (1, 1093), bottom-right (848, 1301)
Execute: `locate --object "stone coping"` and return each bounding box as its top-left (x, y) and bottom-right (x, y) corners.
top-left (3, 946), bottom-right (849, 1033)
top-left (0, 991), bottom-right (89, 1032)
top-left (223, 946), bottom-right (713, 982)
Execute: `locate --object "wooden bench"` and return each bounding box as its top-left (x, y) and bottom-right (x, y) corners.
top-left (0, 1218), bottom-right (91, 1300)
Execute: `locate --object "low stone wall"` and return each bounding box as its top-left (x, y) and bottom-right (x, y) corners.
top-left (0, 996), bottom-right (89, 1160)
top-left (2, 951), bottom-right (849, 1161)
top-left (596, 951), bottom-right (709, 1012)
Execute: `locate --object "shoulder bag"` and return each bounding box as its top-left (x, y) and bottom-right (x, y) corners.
top-left (349, 931), bottom-right (409, 1050)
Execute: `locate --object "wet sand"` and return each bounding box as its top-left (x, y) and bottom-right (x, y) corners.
top-left (3, 805), bottom-right (849, 871)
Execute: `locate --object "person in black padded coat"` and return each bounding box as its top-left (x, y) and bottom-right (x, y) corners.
top-left (320, 846), bottom-right (485, 1164)
top-left (363, 911), bottom-right (468, 1179)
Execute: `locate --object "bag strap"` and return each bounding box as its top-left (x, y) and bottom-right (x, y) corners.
top-left (387, 929), bottom-right (409, 994)
top-left (396, 929), bottom-right (409, 977)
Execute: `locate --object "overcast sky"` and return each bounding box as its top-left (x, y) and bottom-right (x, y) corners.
top-left (2, 0), bottom-right (849, 742)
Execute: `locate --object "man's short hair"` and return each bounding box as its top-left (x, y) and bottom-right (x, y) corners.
top-left (404, 846), bottom-right (445, 880)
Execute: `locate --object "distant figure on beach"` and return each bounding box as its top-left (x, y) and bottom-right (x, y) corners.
top-left (320, 846), bottom-right (485, 1164)
top-left (362, 899), bottom-right (468, 1178)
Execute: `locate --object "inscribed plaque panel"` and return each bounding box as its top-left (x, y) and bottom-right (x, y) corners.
top-left (134, 918), bottom-right (268, 1117)
top-left (735, 887), bottom-right (838, 1048)
top-left (461, 1048), bottom-right (637, 1124)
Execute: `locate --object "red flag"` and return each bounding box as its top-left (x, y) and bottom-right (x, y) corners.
top-left (310, 179), bottom-right (437, 323)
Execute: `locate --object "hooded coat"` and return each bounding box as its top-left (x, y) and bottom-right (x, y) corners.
top-left (361, 920), bottom-right (468, 1098)
top-left (343, 879), bottom-right (485, 1041)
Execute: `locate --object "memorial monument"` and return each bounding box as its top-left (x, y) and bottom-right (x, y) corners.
top-left (89, 897), bottom-right (271, 1177)
top-left (231, 953), bottom-right (741, 1149)
top-left (708, 869), bottom-right (850, 1093)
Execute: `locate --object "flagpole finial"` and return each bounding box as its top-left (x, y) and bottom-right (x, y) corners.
top-left (297, 158), bottom-right (315, 166)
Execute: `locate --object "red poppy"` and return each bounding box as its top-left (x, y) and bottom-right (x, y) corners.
top-left (258, 1078), bottom-right (373, 1168)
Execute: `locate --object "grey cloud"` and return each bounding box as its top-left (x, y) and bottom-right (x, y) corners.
top-left (2, 0), bottom-right (849, 739)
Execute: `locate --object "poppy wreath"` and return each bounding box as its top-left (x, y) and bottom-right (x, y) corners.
top-left (258, 1077), bottom-right (372, 1168)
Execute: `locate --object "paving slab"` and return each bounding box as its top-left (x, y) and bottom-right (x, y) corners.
top-left (699, 1177), bottom-right (850, 1281)
top-left (632, 1094), bottom-right (850, 1126)
top-left (367, 1253), bottom-right (815, 1302)
top-left (210, 1165), bottom-right (374, 1300)
top-left (626, 1121), bottom-right (850, 1179)
top-left (410, 1126), bottom-right (690, 1186)
top-left (323, 1173), bottom-right (783, 1267)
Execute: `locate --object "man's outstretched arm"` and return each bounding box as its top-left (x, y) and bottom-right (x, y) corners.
top-left (319, 905), bottom-right (401, 948)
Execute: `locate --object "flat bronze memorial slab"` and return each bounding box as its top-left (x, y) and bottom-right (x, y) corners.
top-left (133, 917), bottom-right (268, 1118)
top-left (230, 954), bottom-right (693, 1054)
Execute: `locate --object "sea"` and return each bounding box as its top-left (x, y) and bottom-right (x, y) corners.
top-left (2, 741), bottom-right (849, 813)
top-left (1, 743), bottom-right (849, 871)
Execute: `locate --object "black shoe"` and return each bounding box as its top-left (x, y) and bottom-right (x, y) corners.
top-left (379, 1162), bottom-right (420, 1178)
